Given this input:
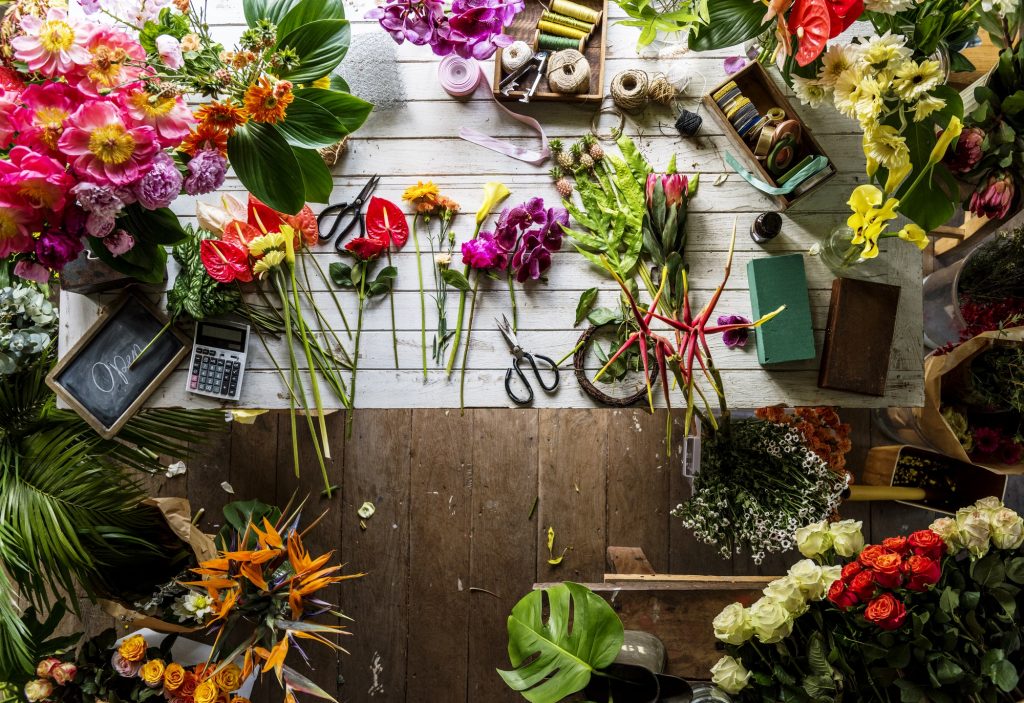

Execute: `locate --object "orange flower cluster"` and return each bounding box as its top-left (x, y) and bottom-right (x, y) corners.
top-left (181, 101), bottom-right (248, 157)
top-left (402, 180), bottom-right (461, 216)
top-left (243, 76), bottom-right (294, 124)
top-left (756, 406), bottom-right (852, 474)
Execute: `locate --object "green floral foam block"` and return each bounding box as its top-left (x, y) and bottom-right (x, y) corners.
top-left (747, 253), bottom-right (817, 365)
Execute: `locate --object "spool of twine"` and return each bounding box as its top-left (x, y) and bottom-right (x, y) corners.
top-left (647, 73), bottom-right (680, 107)
top-left (546, 49), bottom-right (590, 94)
top-left (319, 137), bottom-right (349, 166)
top-left (539, 10), bottom-right (594, 36)
top-left (537, 18), bottom-right (588, 40)
top-left (550, 0), bottom-right (602, 24)
top-left (535, 30), bottom-right (584, 53)
top-left (610, 69), bottom-right (649, 113)
top-left (501, 40), bottom-right (534, 73)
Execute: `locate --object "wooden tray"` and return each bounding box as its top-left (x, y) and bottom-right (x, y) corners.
top-left (702, 62), bottom-right (836, 210)
top-left (492, 0), bottom-right (607, 103)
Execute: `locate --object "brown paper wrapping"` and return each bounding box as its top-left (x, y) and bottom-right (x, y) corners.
top-left (917, 326), bottom-right (1024, 475)
top-left (98, 497), bottom-right (217, 633)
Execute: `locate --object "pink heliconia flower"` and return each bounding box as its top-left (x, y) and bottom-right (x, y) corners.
top-left (122, 88), bottom-right (194, 147)
top-left (0, 197), bottom-right (37, 257)
top-left (14, 82), bottom-right (77, 153)
top-left (0, 146), bottom-right (73, 211)
top-left (11, 9), bottom-right (91, 77)
top-left (75, 25), bottom-right (146, 98)
top-left (58, 101), bottom-right (159, 186)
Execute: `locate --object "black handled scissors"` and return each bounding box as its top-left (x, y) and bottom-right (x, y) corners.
top-left (497, 314), bottom-right (559, 406)
top-left (317, 175), bottom-right (380, 252)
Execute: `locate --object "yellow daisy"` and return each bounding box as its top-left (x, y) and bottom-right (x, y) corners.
top-left (402, 180), bottom-right (440, 204)
top-left (818, 44), bottom-right (859, 88)
top-left (858, 32), bottom-right (912, 74)
top-left (253, 250), bottom-right (286, 277)
top-left (833, 66), bottom-right (866, 119)
top-left (910, 93), bottom-right (945, 122)
top-left (248, 231), bottom-right (286, 257)
top-left (893, 59), bottom-right (943, 102)
top-left (854, 76), bottom-right (885, 127)
top-left (864, 124), bottom-right (910, 170)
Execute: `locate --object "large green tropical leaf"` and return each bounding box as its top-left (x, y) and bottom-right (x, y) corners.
top-left (294, 88), bottom-right (372, 134)
top-left (497, 582), bottom-right (624, 703)
top-left (228, 122), bottom-right (305, 214)
top-left (292, 146), bottom-right (335, 203)
top-left (276, 97), bottom-right (349, 148)
top-left (117, 203), bottom-right (188, 246)
top-left (276, 0), bottom-right (344, 38)
top-left (275, 19), bottom-right (351, 83)
top-left (689, 0), bottom-right (772, 51)
top-left (86, 236), bottom-right (167, 285)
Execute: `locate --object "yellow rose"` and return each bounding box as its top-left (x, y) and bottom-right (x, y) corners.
top-left (230, 697), bottom-right (252, 703)
top-left (117, 635), bottom-right (147, 663)
top-left (214, 664), bottom-right (243, 693)
top-left (194, 679), bottom-right (220, 703)
top-left (164, 663), bottom-right (186, 692)
top-left (140, 660), bottom-right (166, 688)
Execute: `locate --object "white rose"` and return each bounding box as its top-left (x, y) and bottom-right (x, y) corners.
top-left (749, 596), bottom-right (794, 644)
top-left (975, 497), bottom-right (1004, 513)
top-left (788, 559), bottom-right (826, 599)
top-left (710, 655), bottom-right (751, 695)
top-left (795, 520), bottom-right (833, 558)
top-left (820, 564), bottom-right (843, 593)
top-left (929, 516), bottom-right (963, 552)
top-left (829, 519), bottom-right (865, 557)
top-left (764, 575), bottom-right (806, 612)
top-left (957, 508), bottom-right (992, 559)
top-left (713, 602), bottom-right (754, 645)
top-left (989, 507), bottom-right (1024, 550)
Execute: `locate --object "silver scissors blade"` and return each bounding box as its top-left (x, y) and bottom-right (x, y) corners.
top-left (355, 175), bottom-right (380, 202)
top-left (495, 314), bottom-right (519, 351)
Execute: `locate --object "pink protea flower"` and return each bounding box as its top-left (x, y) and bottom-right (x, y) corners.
top-left (11, 9), bottom-right (92, 77)
top-left (0, 197), bottom-right (37, 258)
top-left (75, 25), bottom-right (146, 98)
top-left (122, 88), bottom-right (194, 147)
top-left (0, 145), bottom-right (73, 211)
top-left (944, 126), bottom-right (984, 175)
top-left (969, 171), bottom-right (1016, 221)
top-left (58, 101), bottom-right (159, 186)
top-left (14, 83), bottom-right (77, 153)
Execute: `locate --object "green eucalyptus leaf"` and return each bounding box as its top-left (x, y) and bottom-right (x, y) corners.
top-left (275, 19), bottom-right (351, 83)
top-left (574, 287), bottom-right (599, 326)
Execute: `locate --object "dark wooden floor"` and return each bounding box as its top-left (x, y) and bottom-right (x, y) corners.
top-left (71, 407), bottom-right (946, 703)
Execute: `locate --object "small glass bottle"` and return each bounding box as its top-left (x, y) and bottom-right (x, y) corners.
top-left (750, 211), bottom-right (782, 243)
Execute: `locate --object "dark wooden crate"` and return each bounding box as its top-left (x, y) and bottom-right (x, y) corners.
top-left (492, 0), bottom-right (607, 103)
top-left (702, 61), bottom-right (836, 210)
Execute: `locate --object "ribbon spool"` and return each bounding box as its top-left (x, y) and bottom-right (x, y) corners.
top-left (537, 18), bottom-right (588, 40)
top-left (438, 54), bottom-right (481, 97)
top-left (550, 0), bottom-right (602, 24)
top-left (535, 30), bottom-right (584, 52)
top-left (546, 49), bottom-right (590, 94)
top-left (501, 40), bottom-right (534, 73)
top-left (539, 10), bottom-right (594, 36)
top-left (610, 69), bottom-right (648, 113)
top-left (767, 134), bottom-right (797, 175)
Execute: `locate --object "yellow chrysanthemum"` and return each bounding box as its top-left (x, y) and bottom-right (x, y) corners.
top-left (858, 32), bottom-right (912, 74)
top-left (248, 231), bottom-right (286, 257)
top-left (402, 180), bottom-right (440, 204)
top-left (911, 94), bottom-right (945, 122)
top-left (854, 76), bottom-right (885, 127)
top-left (898, 223), bottom-right (928, 250)
top-left (253, 250), bottom-right (286, 277)
top-left (818, 44), bottom-right (859, 88)
top-left (864, 124), bottom-right (910, 170)
top-left (833, 66), bottom-right (866, 119)
top-left (892, 59), bottom-right (943, 102)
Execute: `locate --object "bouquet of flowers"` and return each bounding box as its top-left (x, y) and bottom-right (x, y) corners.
top-left (711, 499), bottom-right (1024, 702)
top-left (367, 0), bottom-right (524, 59)
top-left (0, 280), bottom-right (55, 374)
top-left (755, 406), bottom-right (853, 475)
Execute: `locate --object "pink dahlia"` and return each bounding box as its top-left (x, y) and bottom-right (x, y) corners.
top-left (0, 197), bottom-right (37, 258)
top-left (122, 88), bottom-right (194, 147)
top-left (58, 101), bottom-right (159, 186)
top-left (75, 25), bottom-right (146, 98)
top-left (11, 9), bottom-right (92, 77)
top-left (0, 146), bottom-right (73, 211)
top-left (14, 83), bottom-right (76, 153)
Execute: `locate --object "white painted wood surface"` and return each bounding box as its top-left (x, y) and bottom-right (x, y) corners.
top-left (58, 6), bottom-right (925, 409)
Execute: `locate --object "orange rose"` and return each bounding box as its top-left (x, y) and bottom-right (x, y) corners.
top-left (214, 664), bottom-right (243, 693)
top-left (194, 679), bottom-right (219, 703)
top-left (140, 659), bottom-right (166, 688)
top-left (857, 544), bottom-right (890, 569)
top-left (872, 552), bottom-right (904, 590)
top-left (164, 663), bottom-right (187, 692)
top-left (864, 593), bottom-right (907, 630)
top-left (230, 697), bottom-right (252, 703)
top-left (178, 672), bottom-right (199, 699)
top-left (117, 635), bottom-right (148, 663)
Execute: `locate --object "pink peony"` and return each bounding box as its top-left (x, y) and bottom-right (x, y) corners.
top-left (75, 25), bottom-right (146, 98)
top-left (969, 171), bottom-right (1016, 221)
top-left (0, 145), bottom-right (73, 212)
top-left (0, 197), bottom-right (38, 257)
top-left (0, 89), bottom-right (19, 148)
top-left (13, 82), bottom-right (77, 153)
top-left (11, 8), bottom-right (92, 77)
top-left (103, 228), bottom-right (135, 256)
top-left (122, 88), bottom-right (194, 147)
top-left (155, 34), bottom-right (184, 69)
top-left (58, 101), bottom-right (159, 186)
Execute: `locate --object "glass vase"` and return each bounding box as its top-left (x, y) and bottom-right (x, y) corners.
top-left (811, 224), bottom-right (868, 274)
top-left (637, 30), bottom-right (689, 59)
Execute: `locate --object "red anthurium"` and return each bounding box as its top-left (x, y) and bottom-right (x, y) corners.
top-left (345, 236), bottom-right (388, 261)
top-left (201, 239), bottom-right (253, 283)
top-left (285, 205), bottom-right (319, 247)
top-left (247, 195), bottom-right (287, 235)
top-left (222, 219), bottom-right (263, 250)
top-left (826, 0), bottom-right (863, 37)
top-left (365, 196), bottom-right (409, 249)
top-left (788, 0), bottom-right (830, 66)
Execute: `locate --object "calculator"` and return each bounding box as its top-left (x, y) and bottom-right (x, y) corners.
top-left (186, 320), bottom-right (249, 401)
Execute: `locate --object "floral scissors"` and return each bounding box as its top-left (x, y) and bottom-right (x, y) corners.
top-left (317, 175), bottom-right (380, 251)
top-left (496, 314), bottom-right (559, 406)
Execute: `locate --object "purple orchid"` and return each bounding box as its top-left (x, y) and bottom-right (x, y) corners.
top-left (367, 0), bottom-right (522, 59)
top-left (463, 198), bottom-right (567, 281)
top-left (366, 0), bottom-right (446, 45)
top-left (717, 314), bottom-right (751, 348)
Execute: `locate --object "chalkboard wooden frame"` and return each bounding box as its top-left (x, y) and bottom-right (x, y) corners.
top-left (46, 293), bottom-right (190, 439)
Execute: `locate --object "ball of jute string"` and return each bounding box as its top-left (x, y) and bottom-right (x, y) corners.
top-left (546, 49), bottom-right (590, 93)
top-left (610, 69), bottom-right (648, 113)
top-left (647, 73), bottom-right (681, 107)
top-left (502, 40), bottom-right (533, 73)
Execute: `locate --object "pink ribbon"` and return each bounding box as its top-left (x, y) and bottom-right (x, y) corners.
top-left (437, 55), bottom-right (550, 166)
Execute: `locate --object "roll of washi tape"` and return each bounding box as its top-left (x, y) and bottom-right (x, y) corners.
top-left (537, 19), bottom-right (588, 40)
top-left (438, 54), bottom-right (481, 97)
top-left (754, 121), bottom-right (777, 158)
top-left (734, 108), bottom-right (763, 139)
top-left (767, 133), bottom-right (797, 175)
top-left (724, 95), bottom-right (751, 121)
top-left (502, 40), bottom-right (534, 73)
top-left (765, 107), bottom-right (786, 123)
top-left (551, 0), bottom-right (602, 24)
top-left (715, 86), bottom-right (742, 109)
top-left (771, 118), bottom-right (803, 148)
top-left (536, 31), bottom-right (584, 52)
top-left (539, 10), bottom-right (594, 36)
top-left (546, 48), bottom-right (590, 93)
top-left (712, 80), bottom-right (737, 102)
top-left (729, 101), bottom-right (757, 130)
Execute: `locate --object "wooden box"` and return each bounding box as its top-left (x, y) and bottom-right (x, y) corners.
top-left (492, 0), bottom-right (607, 103)
top-left (702, 62), bottom-right (836, 210)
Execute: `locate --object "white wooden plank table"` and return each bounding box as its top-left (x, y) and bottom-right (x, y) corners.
top-left (58, 7), bottom-right (925, 409)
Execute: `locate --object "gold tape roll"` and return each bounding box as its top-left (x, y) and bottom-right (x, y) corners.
top-left (550, 0), bottom-right (602, 24)
top-left (539, 10), bottom-right (594, 35)
top-left (537, 19), bottom-right (588, 40)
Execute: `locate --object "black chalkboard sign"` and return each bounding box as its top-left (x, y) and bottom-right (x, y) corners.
top-left (47, 294), bottom-right (190, 438)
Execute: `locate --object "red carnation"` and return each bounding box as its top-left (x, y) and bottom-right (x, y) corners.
top-left (345, 236), bottom-right (388, 261)
top-left (907, 530), bottom-right (946, 560)
top-left (828, 579), bottom-right (859, 610)
top-left (872, 552), bottom-right (904, 590)
top-left (858, 544), bottom-right (891, 569)
top-left (841, 561), bottom-right (862, 583)
top-left (850, 570), bottom-right (878, 601)
top-left (864, 593), bottom-right (907, 630)
top-left (881, 536), bottom-right (909, 555)
top-left (903, 554), bottom-right (942, 592)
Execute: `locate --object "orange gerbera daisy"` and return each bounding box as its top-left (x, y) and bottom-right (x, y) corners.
top-left (195, 100), bottom-right (248, 132)
top-left (179, 123), bottom-right (228, 156)
top-left (243, 76), bottom-right (293, 124)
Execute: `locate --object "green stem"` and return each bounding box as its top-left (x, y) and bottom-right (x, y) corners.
top-left (507, 272), bottom-right (518, 332)
top-left (459, 277), bottom-right (481, 414)
top-left (128, 321), bottom-right (171, 369)
top-left (386, 250), bottom-right (399, 369)
top-left (446, 222), bottom-right (483, 375)
top-left (555, 337), bottom-right (587, 367)
top-left (305, 249), bottom-right (351, 337)
top-left (275, 272), bottom-right (300, 480)
top-left (351, 274), bottom-right (366, 425)
top-left (412, 217), bottom-right (428, 379)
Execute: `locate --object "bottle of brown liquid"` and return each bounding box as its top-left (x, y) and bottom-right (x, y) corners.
top-left (750, 212), bottom-right (782, 244)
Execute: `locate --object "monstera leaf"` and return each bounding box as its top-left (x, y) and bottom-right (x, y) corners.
top-left (497, 582), bottom-right (624, 703)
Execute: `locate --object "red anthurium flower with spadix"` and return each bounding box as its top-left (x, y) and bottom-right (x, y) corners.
top-left (200, 239), bottom-right (253, 283)
top-left (826, 0), bottom-right (863, 37)
top-left (222, 219), bottom-right (262, 250)
top-left (788, 0), bottom-right (830, 66)
top-left (346, 236), bottom-right (388, 261)
top-left (365, 196), bottom-right (409, 249)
